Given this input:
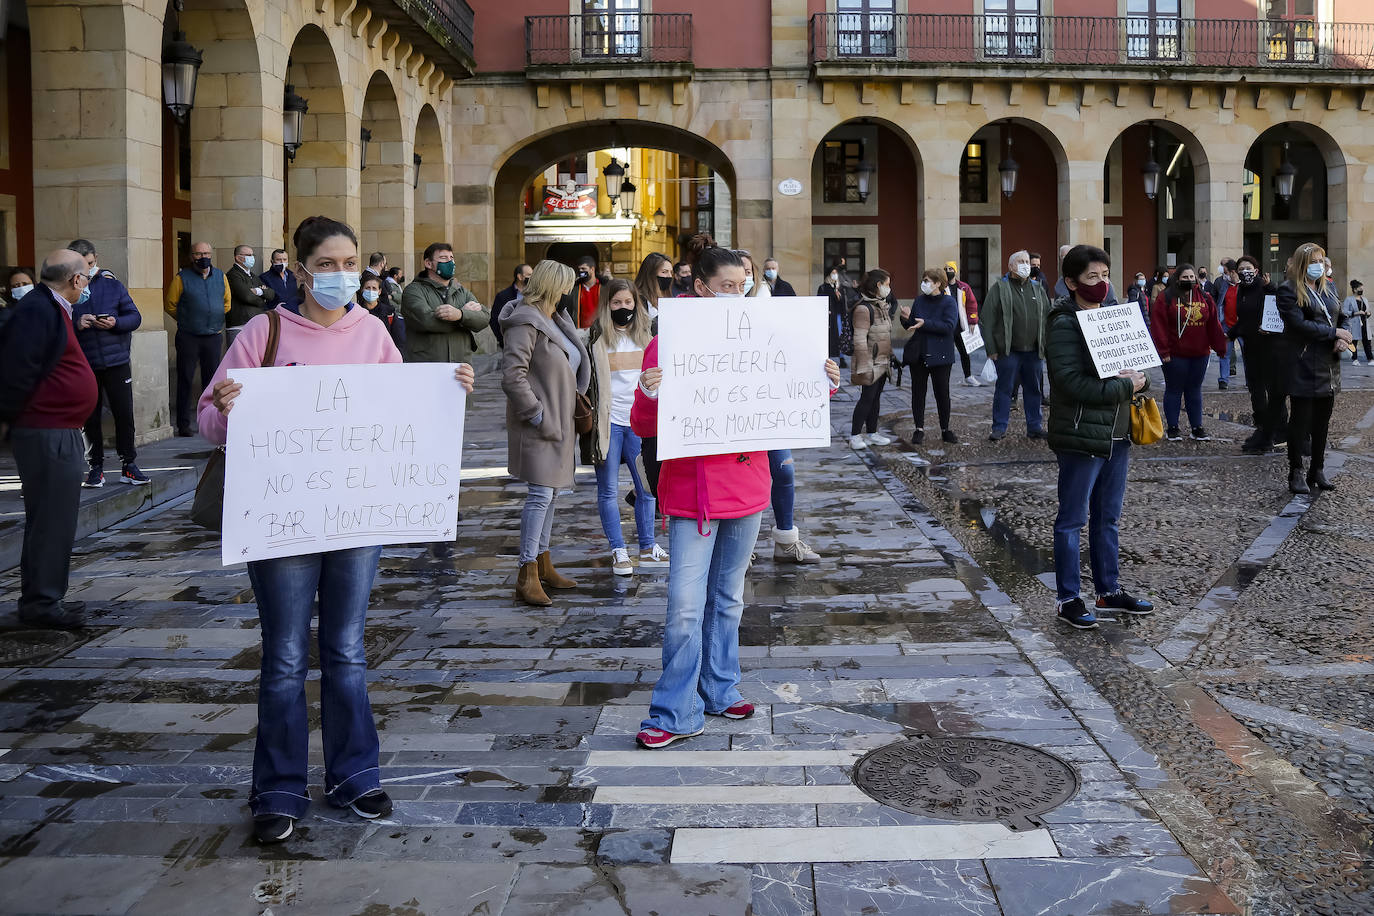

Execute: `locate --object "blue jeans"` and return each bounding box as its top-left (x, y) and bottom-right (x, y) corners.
top-left (643, 513), bottom-right (763, 735)
top-left (992, 350), bottom-right (1044, 434)
top-left (1161, 355), bottom-right (1208, 429)
top-left (1217, 336), bottom-right (1235, 381)
top-left (248, 545), bottom-right (383, 818)
top-left (1053, 444), bottom-right (1130, 602)
top-left (595, 424), bottom-right (656, 551)
top-left (767, 450), bottom-right (794, 531)
top-left (519, 485), bottom-right (557, 565)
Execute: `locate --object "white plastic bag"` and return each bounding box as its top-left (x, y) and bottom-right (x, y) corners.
top-left (980, 357), bottom-right (998, 384)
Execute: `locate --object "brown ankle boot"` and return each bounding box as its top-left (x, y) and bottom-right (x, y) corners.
top-left (537, 550), bottom-right (577, 589)
top-left (516, 561), bottom-right (552, 607)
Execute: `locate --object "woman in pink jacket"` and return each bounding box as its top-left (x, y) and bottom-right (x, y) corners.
top-left (631, 234), bottom-right (840, 749)
top-left (200, 217), bottom-right (474, 844)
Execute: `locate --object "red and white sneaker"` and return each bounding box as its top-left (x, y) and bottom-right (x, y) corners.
top-left (711, 701), bottom-right (755, 720)
top-left (636, 726), bottom-right (703, 749)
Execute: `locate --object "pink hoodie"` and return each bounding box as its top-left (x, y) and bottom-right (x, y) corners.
top-left (197, 305), bottom-right (401, 445)
top-left (631, 337), bottom-right (771, 532)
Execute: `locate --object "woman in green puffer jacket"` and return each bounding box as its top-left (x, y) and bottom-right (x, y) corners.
top-left (1044, 245), bottom-right (1155, 631)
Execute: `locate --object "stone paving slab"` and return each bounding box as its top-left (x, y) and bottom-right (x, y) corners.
top-left (0, 375), bottom-right (1244, 914)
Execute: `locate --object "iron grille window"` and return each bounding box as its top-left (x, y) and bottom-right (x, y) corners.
top-left (824, 238), bottom-right (866, 286)
top-left (960, 141), bottom-right (987, 204)
top-left (1265, 0), bottom-right (1317, 62)
top-left (1126, 0), bottom-right (1180, 60)
top-left (823, 140), bottom-right (865, 204)
top-left (985, 0), bottom-right (1041, 58)
top-left (836, 0), bottom-right (895, 57)
top-left (582, 0), bottom-right (641, 58)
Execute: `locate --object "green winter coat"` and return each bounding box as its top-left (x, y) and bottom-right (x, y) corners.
top-left (983, 275), bottom-right (1051, 360)
top-left (1044, 297), bottom-right (1145, 458)
top-left (400, 273), bottom-right (490, 363)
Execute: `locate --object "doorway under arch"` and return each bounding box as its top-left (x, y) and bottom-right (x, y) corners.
top-left (1244, 123), bottom-right (1344, 281)
top-left (283, 26), bottom-right (350, 244)
top-left (1105, 121), bottom-right (1209, 284)
top-left (359, 70), bottom-right (406, 266)
top-left (413, 104), bottom-right (449, 274)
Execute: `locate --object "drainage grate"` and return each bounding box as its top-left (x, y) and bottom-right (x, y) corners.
top-left (851, 736), bottom-right (1079, 831)
top-left (0, 629), bottom-right (80, 666)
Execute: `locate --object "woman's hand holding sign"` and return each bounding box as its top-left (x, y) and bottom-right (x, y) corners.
top-left (640, 366), bottom-right (663, 393)
top-left (454, 363), bottom-right (475, 393)
top-left (824, 359), bottom-right (841, 389)
top-left (212, 378), bottom-right (242, 416)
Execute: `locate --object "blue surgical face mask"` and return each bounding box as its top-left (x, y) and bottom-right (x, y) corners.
top-left (77, 283), bottom-right (92, 305)
top-left (362, 288), bottom-right (380, 303)
top-left (243, 255), bottom-right (256, 270)
top-left (764, 269), bottom-right (777, 281)
top-left (305, 268), bottom-right (361, 310)
top-left (1306, 263), bottom-right (1326, 281)
top-left (742, 277), bottom-right (755, 295)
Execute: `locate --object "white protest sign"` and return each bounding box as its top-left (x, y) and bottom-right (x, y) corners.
top-left (657, 296), bottom-right (829, 460)
top-left (221, 363), bottom-right (465, 565)
top-left (1260, 295), bottom-right (1284, 333)
top-left (1074, 303), bottom-right (1162, 379)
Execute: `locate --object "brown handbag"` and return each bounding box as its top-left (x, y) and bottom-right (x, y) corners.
top-left (573, 391), bottom-right (594, 436)
top-left (190, 311), bottom-right (281, 531)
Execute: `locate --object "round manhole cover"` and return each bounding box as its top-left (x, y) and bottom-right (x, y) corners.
top-left (852, 737), bottom-right (1079, 830)
top-left (0, 629), bottom-right (80, 666)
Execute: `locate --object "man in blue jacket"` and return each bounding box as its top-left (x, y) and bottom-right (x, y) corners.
top-left (164, 241), bottom-right (230, 437)
top-left (67, 240), bottom-right (148, 488)
top-left (259, 248), bottom-right (299, 312)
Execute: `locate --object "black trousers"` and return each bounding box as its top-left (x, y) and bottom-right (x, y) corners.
top-left (1354, 319), bottom-right (1372, 361)
top-left (1239, 336), bottom-right (1288, 444)
top-left (83, 363), bottom-right (136, 467)
top-left (175, 331), bottom-right (223, 430)
top-left (11, 428), bottom-right (85, 617)
top-left (954, 332), bottom-right (972, 379)
top-left (1288, 395), bottom-right (1334, 472)
top-left (851, 374), bottom-right (888, 435)
top-left (910, 362), bottom-right (953, 431)
top-left (640, 436), bottom-right (660, 499)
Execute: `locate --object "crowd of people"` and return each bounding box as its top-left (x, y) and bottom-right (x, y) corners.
top-left (0, 214), bottom-right (1359, 844)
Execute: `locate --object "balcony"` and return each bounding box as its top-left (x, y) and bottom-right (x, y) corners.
top-left (525, 13), bottom-right (693, 80)
top-left (809, 14), bottom-right (1374, 80)
top-left (370, 0), bottom-right (475, 79)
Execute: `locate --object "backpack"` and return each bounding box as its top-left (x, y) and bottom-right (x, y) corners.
top-left (840, 296), bottom-right (872, 357)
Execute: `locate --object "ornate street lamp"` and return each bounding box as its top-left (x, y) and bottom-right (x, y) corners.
top-left (161, 31), bottom-right (204, 122)
top-left (1142, 131), bottom-right (1162, 201)
top-left (1275, 141), bottom-right (1297, 202)
top-left (998, 130), bottom-right (1019, 199)
top-left (413, 153), bottom-right (422, 189)
top-left (619, 178), bottom-right (637, 217)
top-left (652, 208), bottom-right (666, 231)
top-left (855, 160), bottom-right (874, 202)
top-left (283, 84), bottom-right (309, 162)
top-left (359, 127), bottom-right (372, 171)
top-left (602, 157), bottom-right (625, 211)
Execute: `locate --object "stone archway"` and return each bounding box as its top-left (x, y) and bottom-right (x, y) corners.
top-left (1243, 122), bottom-right (1346, 282)
top-left (1105, 120), bottom-right (1211, 284)
top-left (358, 70), bottom-right (407, 268)
top-left (284, 25), bottom-right (352, 243)
top-left (413, 103), bottom-right (449, 274)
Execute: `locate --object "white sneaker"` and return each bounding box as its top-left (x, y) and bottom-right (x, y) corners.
top-left (865, 432), bottom-right (892, 446)
top-left (611, 547), bottom-right (633, 576)
top-left (639, 544), bottom-right (670, 568)
top-left (849, 434), bottom-right (869, 450)
top-left (964, 376), bottom-right (983, 387)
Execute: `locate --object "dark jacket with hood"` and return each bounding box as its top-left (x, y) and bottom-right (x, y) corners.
top-left (71, 269), bottom-right (142, 369)
top-left (1044, 296), bottom-right (1146, 458)
top-left (1277, 280), bottom-right (1343, 398)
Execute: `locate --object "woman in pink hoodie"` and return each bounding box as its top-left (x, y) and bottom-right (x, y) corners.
top-left (631, 234), bottom-right (840, 749)
top-left (199, 217), bottom-right (474, 845)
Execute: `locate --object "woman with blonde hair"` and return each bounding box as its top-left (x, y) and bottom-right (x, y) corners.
top-left (1278, 242), bottom-right (1352, 494)
top-left (585, 278), bottom-right (667, 575)
top-left (735, 250), bottom-right (770, 298)
top-left (501, 259), bottom-right (591, 605)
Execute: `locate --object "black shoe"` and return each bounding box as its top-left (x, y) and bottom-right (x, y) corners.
top-left (1165, 427), bottom-right (1183, 442)
top-left (1288, 468), bottom-right (1310, 495)
top-left (1307, 470), bottom-right (1335, 491)
top-left (1056, 597), bottom-right (1099, 630)
top-left (18, 604), bottom-right (86, 630)
top-left (1096, 590), bottom-right (1154, 616)
top-left (1230, 365), bottom-right (1237, 376)
top-left (942, 429), bottom-right (959, 444)
top-left (253, 814), bottom-right (295, 844)
top-left (1217, 379), bottom-right (1228, 390)
top-left (1191, 427), bottom-right (1211, 441)
top-left (1240, 433), bottom-right (1268, 455)
top-left (1027, 428), bottom-right (1047, 440)
top-left (175, 427), bottom-right (194, 438)
top-left (82, 466), bottom-right (104, 489)
top-left (348, 789), bottom-right (393, 819)
top-left (911, 429), bottom-right (925, 445)
top-left (988, 429), bottom-right (1006, 442)
top-left (625, 491), bottom-right (635, 507)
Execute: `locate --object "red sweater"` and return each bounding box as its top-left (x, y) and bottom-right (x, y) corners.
top-left (1149, 290), bottom-right (1227, 360)
top-left (16, 303), bottom-right (98, 429)
top-left (577, 280), bottom-right (600, 329)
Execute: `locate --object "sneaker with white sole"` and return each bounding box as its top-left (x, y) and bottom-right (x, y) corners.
top-left (637, 726), bottom-right (704, 749)
top-left (639, 544), bottom-right (670, 568)
top-left (120, 463), bottom-right (151, 486)
top-left (253, 814), bottom-right (295, 844)
top-left (348, 789), bottom-right (393, 819)
top-left (865, 432), bottom-right (892, 446)
top-left (773, 527), bottom-right (821, 564)
top-left (82, 467), bottom-right (104, 489)
top-left (610, 547), bottom-right (633, 576)
top-left (964, 375), bottom-right (983, 387)
top-left (848, 434), bottom-right (869, 450)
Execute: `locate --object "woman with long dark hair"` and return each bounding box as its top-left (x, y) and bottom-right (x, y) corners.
top-left (1278, 242), bottom-right (1352, 494)
top-left (818, 259), bottom-right (847, 364)
top-left (1149, 263), bottom-right (1226, 441)
top-left (201, 216), bottom-right (475, 844)
top-left (632, 252), bottom-right (673, 319)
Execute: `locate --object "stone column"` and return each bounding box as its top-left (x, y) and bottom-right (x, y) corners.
top-left (1062, 159), bottom-right (1105, 253)
top-left (921, 138), bottom-right (964, 271)
top-left (29, 0), bottom-right (171, 442)
top-left (768, 0), bottom-right (812, 281)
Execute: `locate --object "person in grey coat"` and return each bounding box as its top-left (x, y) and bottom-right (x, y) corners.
top-left (501, 259), bottom-right (591, 607)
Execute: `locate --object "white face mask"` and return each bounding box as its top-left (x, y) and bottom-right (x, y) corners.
top-left (1015, 263), bottom-right (1032, 279)
top-left (829, 273), bottom-right (838, 285)
top-left (877, 284), bottom-right (891, 299)
top-left (10, 284), bottom-right (34, 300)
top-left (920, 281), bottom-right (937, 296)
top-left (87, 264), bottom-right (99, 279)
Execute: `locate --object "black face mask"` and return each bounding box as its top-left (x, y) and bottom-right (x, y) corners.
top-left (272, 263), bottom-right (287, 274)
top-left (194, 256), bottom-right (213, 271)
top-left (945, 270), bottom-right (956, 283)
top-left (657, 275), bottom-right (672, 294)
top-left (611, 307), bottom-right (635, 327)
top-left (1178, 279), bottom-right (1194, 289)
top-left (1029, 266), bottom-right (1041, 279)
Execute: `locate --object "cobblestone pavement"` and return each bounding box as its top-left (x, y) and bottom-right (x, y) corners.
top-left (876, 351), bottom-right (1374, 914)
top-left (0, 366), bottom-right (1266, 915)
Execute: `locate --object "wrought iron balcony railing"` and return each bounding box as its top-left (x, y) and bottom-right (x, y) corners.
top-left (525, 13), bottom-right (692, 68)
top-left (372, 0), bottom-right (475, 77)
top-left (809, 14), bottom-right (1374, 71)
